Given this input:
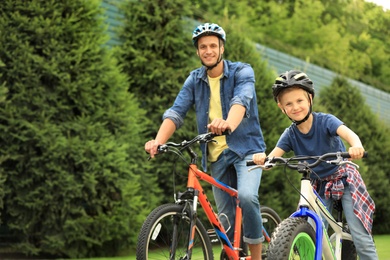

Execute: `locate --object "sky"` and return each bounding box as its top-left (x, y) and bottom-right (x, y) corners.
top-left (365, 0), bottom-right (390, 10)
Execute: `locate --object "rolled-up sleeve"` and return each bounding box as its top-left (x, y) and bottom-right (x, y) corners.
top-left (162, 75), bottom-right (195, 130)
top-left (229, 64), bottom-right (255, 118)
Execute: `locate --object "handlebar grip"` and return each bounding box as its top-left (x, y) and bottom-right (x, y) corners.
top-left (221, 130), bottom-right (231, 136)
top-left (246, 160), bottom-right (256, 166)
top-left (340, 151), bottom-right (368, 158)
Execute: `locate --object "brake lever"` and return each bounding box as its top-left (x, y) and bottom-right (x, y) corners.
top-left (326, 153), bottom-right (360, 169)
top-left (326, 153), bottom-right (344, 165)
top-left (248, 162), bottom-right (275, 172)
top-left (339, 160), bottom-right (360, 169)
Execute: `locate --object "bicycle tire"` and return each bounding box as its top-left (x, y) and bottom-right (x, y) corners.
top-left (136, 203), bottom-right (214, 260)
top-left (260, 205), bottom-right (282, 259)
top-left (341, 240), bottom-right (357, 260)
top-left (267, 217), bottom-right (316, 260)
top-left (219, 205), bottom-right (281, 259)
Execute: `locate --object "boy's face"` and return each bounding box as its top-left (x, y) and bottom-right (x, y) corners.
top-left (277, 87), bottom-right (312, 122)
top-left (196, 35), bottom-right (224, 67)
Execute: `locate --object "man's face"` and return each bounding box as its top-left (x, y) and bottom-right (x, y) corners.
top-left (196, 35), bottom-right (224, 67)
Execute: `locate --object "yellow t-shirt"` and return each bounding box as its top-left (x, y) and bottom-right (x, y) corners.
top-left (207, 74), bottom-right (228, 162)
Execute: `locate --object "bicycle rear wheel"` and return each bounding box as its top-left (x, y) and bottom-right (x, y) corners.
top-left (136, 203), bottom-right (214, 260)
top-left (219, 205), bottom-right (281, 259)
top-left (260, 205), bottom-right (282, 259)
top-left (267, 217), bottom-right (316, 260)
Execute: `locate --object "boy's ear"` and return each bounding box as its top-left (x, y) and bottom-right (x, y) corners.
top-left (277, 103), bottom-right (286, 114)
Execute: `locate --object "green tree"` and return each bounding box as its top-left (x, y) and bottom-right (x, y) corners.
top-left (115, 0), bottom-right (199, 211)
top-left (319, 77), bottom-right (390, 233)
top-left (0, 0), bottom-right (146, 257)
top-left (194, 0), bottom-right (390, 92)
top-left (0, 59), bottom-right (7, 218)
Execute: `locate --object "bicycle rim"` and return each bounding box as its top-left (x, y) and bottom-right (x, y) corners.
top-left (289, 232), bottom-right (316, 259)
top-left (260, 206), bottom-right (282, 258)
top-left (136, 203), bottom-right (213, 260)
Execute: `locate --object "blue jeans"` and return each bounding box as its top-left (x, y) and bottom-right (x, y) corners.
top-left (210, 149), bottom-right (264, 244)
top-left (322, 185), bottom-right (378, 260)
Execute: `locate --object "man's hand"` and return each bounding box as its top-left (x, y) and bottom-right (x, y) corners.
top-left (145, 139), bottom-right (161, 158)
top-left (252, 153), bottom-right (267, 165)
top-left (207, 118), bottom-right (231, 136)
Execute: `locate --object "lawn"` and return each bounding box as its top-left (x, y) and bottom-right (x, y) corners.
top-left (82, 234), bottom-right (390, 260)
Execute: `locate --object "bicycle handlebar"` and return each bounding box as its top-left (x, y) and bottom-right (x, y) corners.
top-left (157, 131), bottom-right (230, 154)
top-left (246, 151), bottom-right (368, 171)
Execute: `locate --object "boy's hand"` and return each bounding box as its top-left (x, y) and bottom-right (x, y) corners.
top-left (348, 146), bottom-right (365, 160)
top-left (252, 153), bottom-right (267, 165)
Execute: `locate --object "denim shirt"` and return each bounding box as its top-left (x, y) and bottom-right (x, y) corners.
top-left (163, 60), bottom-right (266, 170)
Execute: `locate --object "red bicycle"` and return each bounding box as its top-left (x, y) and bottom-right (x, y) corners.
top-left (136, 132), bottom-right (281, 259)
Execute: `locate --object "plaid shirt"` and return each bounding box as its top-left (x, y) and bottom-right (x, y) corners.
top-left (313, 163), bottom-right (375, 234)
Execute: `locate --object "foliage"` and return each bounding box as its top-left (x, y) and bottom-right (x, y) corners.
top-left (115, 0), bottom-right (198, 193)
top-left (114, 0), bottom-right (202, 242)
top-left (318, 77), bottom-right (390, 233)
top-left (0, 0), bottom-right (147, 257)
top-left (189, 0), bottom-right (390, 93)
top-left (118, 0), bottom-right (390, 238)
top-left (0, 0), bottom-right (389, 257)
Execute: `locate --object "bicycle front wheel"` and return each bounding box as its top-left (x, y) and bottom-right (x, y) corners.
top-left (267, 217), bottom-right (316, 260)
top-left (136, 203), bottom-right (214, 260)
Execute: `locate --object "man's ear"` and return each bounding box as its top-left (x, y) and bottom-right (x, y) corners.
top-left (196, 49), bottom-right (199, 56)
top-left (277, 102), bottom-right (286, 114)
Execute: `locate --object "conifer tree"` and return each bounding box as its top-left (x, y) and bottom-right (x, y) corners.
top-left (115, 0), bottom-right (199, 208)
top-left (0, 0), bottom-right (146, 257)
top-left (319, 77), bottom-right (390, 233)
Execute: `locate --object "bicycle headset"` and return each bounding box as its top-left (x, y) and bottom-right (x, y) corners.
top-left (272, 70), bottom-right (315, 125)
top-left (192, 23), bottom-right (226, 71)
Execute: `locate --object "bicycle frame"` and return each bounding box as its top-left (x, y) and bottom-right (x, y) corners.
top-left (139, 133), bottom-right (277, 260)
top-left (292, 176), bottom-right (353, 260)
top-left (184, 163), bottom-right (251, 260)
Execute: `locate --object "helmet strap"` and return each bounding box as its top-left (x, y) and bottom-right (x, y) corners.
top-left (203, 53), bottom-right (223, 71)
top-left (292, 106), bottom-right (312, 126)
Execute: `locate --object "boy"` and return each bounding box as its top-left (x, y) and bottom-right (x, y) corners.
top-left (252, 70), bottom-right (378, 259)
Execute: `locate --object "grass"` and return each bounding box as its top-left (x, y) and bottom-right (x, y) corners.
top-left (3, 235), bottom-right (387, 259)
top-left (78, 234), bottom-right (390, 260)
top-left (374, 234), bottom-right (390, 259)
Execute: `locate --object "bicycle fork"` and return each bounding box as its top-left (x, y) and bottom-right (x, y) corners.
top-left (293, 179), bottom-right (336, 260)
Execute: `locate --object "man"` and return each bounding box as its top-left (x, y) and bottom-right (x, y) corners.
top-left (145, 23), bottom-right (266, 259)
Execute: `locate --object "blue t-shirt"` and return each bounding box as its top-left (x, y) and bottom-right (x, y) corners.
top-left (276, 112), bottom-right (346, 179)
